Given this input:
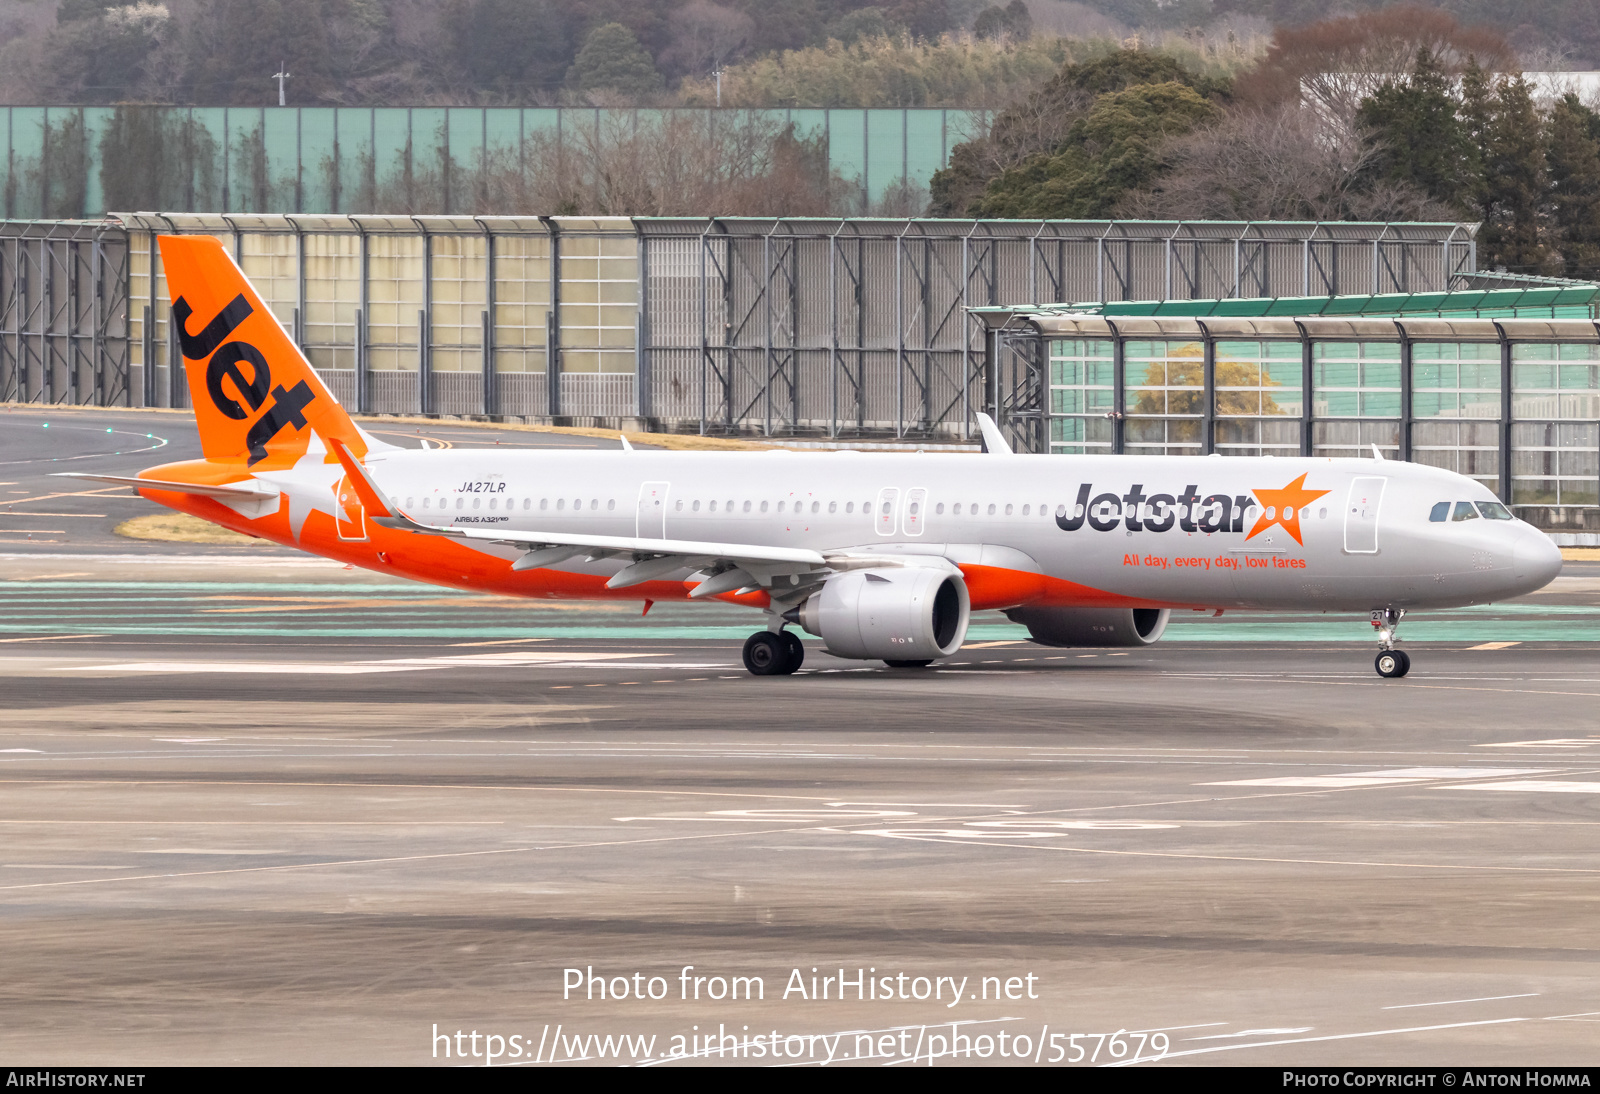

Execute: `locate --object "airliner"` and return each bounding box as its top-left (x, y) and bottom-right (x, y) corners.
top-left (64, 236), bottom-right (1563, 678)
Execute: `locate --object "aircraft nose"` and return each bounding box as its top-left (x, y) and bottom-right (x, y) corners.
top-left (1513, 530), bottom-right (1562, 590)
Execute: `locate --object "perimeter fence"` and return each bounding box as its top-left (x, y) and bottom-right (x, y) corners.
top-left (0, 214), bottom-right (1476, 440)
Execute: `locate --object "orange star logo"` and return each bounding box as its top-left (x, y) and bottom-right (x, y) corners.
top-left (1247, 474), bottom-right (1330, 546)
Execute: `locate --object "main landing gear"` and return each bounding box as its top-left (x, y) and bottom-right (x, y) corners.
top-left (1371, 608), bottom-right (1410, 679)
top-left (743, 629), bottom-right (805, 676)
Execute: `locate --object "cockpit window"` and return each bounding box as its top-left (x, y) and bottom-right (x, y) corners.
top-left (1476, 501), bottom-right (1514, 520)
top-left (1429, 502), bottom-right (1449, 522)
top-left (1452, 501), bottom-right (1479, 521)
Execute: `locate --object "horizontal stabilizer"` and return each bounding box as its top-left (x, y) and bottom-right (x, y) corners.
top-left (53, 472), bottom-right (274, 499)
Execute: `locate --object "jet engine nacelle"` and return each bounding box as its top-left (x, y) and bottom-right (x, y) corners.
top-left (1004, 606), bottom-right (1170, 648)
top-left (796, 567), bottom-right (971, 662)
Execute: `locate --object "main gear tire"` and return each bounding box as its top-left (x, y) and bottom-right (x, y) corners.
top-left (779, 631), bottom-right (804, 674)
top-left (743, 632), bottom-right (788, 676)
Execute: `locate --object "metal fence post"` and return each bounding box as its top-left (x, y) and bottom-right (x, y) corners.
top-left (417, 309), bottom-right (429, 414)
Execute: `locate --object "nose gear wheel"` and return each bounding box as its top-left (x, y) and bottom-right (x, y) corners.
top-left (1375, 650), bottom-right (1410, 678)
top-left (1371, 608), bottom-right (1409, 678)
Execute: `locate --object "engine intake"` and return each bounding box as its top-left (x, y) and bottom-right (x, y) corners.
top-left (795, 568), bottom-right (970, 662)
top-left (1004, 606), bottom-right (1170, 648)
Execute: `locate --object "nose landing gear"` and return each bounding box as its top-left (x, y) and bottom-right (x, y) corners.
top-left (1371, 608), bottom-right (1410, 678)
top-left (742, 629), bottom-right (805, 676)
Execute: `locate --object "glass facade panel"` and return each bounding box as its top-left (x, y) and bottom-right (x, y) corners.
top-left (1511, 343), bottom-right (1600, 507)
top-left (1214, 340), bottom-right (1302, 457)
top-left (301, 233), bottom-right (359, 372)
top-left (1124, 340), bottom-right (1203, 456)
top-left (1312, 341), bottom-right (1400, 457)
top-left (558, 232), bottom-right (636, 375)
top-left (1411, 342), bottom-right (1501, 493)
top-left (429, 234), bottom-right (486, 373)
top-left (493, 234), bottom-right (550, 374)
top-left (367, 235), bottom-right (425, 371)
top-left (1047, 339), bottom-right (1113, 453)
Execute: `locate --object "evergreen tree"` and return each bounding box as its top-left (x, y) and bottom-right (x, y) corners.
top-left (929, 48), bottom-right (1230, 216)
top-left (972, 0), bottom-right (1030, 41)
top-left (185, 0), bottom-right (335, 105)
top-left (1479, 75), bottom-right (1559, 275)
top-left (972, 81), bottom-right (1220, 219)
top-left (1546, 95), bottom-right (1600, 280)
top-left (1456, 58), bottom-right (1496, 223)
top-left (446, 0), bottom-right (575, 96)
top-left (1355, 48), bottom-right (1475, 214)
top-left (568, 22), bottom-right (664, 97)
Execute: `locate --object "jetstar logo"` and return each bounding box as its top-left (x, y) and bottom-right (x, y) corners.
top-left (1057, 475), bottom-right (1331, 546)
top-left (174, 293), bottom-right (314, 466)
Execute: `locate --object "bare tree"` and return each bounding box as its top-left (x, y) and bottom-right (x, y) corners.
top-left (1120, 102), bottom-right (1454, 222)
top-left (1238, 5), bottom-right (1518, 129)
top-left (662, 0), bottom-right (754, 80)
top-left (477, 111), bottom-right (849, 216)
top-left (1019, 1), bottom-right (1126, 41)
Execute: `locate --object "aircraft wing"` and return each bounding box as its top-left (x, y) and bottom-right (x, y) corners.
top-left (372, 506), bottom-right (828, 592)
top-left (323, 436), bottom-right (826, 594)
top-left (52, 472), bottom-right (276, 499)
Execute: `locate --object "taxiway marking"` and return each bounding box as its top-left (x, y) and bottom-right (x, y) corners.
top-left (1383, 993), bottom-right (1540, 1009)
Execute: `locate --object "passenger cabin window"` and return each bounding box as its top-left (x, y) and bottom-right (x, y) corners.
top-left (1452, 501), bottom-right (1479, 521)
top-left (1429, 502), bottom-right (1449, 522)
top-left (1477, 501), bottom-right (1514, 520)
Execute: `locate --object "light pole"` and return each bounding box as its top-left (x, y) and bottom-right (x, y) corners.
top-left (272, 63), bottom-right (290, 106)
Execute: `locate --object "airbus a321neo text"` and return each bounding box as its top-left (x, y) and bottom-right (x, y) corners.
top-left (66, 236), bottom-right (1563, 678)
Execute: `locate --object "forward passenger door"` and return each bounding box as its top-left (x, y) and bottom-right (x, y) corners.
top-left (1344, 477), bottom-right (1385, 554)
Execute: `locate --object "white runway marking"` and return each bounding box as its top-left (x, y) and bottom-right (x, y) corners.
top-left (1383, 993), bottom-right (1540, 1009)
top-left (1106, 1017), bottom-right (1527, 1066)
top-left (1185, 1027), bottom-right (1312, 1040)
top-left (58, 651), bottom-right (723, 675)
top-left (1206, 767), bottom-right (1545, 788)
top-left (1479, 737), bottom-right (1600, 748)
top-left (1443, 780), bottom-right (1600, 794)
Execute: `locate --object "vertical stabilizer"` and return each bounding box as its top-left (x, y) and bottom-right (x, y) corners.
top-left (158, 235), bottom-right (366, 468)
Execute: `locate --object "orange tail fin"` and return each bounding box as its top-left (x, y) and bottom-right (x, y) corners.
top-left (158, 235), bottom-right (366, 469)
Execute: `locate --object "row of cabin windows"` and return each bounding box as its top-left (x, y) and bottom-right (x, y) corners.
top-left (409, 496), bottom-right (616, 511)
top-left (396, 495), bottom-right (1338, 523)
top-left (400, 497), bottom-right (1075, 517)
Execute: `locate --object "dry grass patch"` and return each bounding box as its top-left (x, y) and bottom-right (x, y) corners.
top-left (115, 513), bottom-right (260, 545)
